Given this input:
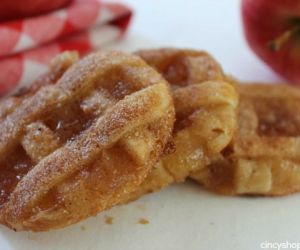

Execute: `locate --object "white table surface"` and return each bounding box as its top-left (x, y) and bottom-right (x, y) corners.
top-left (1, 1), bottom-right (297, 250)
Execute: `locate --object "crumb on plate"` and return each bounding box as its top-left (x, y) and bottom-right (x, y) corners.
top-left (105, 216), bottom-right (114, 225)
top-left (138, 218), bottom-right (149, 225)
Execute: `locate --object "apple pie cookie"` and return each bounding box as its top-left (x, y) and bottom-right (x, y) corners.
top-left (0, 50), bottom-right (175, 231)
top-left (122, 48), bottom-right (238, 201)
top-left (191, 84), bottom-right (300, 196)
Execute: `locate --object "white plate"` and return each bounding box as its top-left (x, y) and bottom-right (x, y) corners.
top-left (1, 1), bottom-right (296, 250)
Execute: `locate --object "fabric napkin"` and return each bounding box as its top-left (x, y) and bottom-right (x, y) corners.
top-left (0, 0), bottom-right (132, 95)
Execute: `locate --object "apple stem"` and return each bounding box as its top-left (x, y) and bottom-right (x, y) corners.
top-left (268, 25), bottom-right (300, 52)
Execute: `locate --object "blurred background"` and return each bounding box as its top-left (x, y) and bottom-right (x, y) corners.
top-left (0, 0), bottom-right (284, 96)
top-left (110, 0), bottom-right (282, 83)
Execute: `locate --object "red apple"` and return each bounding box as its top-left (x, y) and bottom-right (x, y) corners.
top-left (0, 0), bottom-right (72, 22)
top-left (242, 0), bottom-right (300, 84)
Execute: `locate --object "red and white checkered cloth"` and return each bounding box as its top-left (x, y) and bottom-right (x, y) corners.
top-left (0, 0), bottom-right (132, 95)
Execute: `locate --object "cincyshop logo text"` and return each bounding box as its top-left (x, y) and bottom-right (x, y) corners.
top-left (261, 241), bottom-right (300, 250)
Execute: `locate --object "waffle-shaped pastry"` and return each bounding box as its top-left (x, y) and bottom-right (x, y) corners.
top-left (122, 49), bottom-right (238, 201)
top-left (0, 51), bottom-right (175, 231)
top-left (136, 48), bottom-right (225, 86)
top-left (191, 84), bottom-right (300, 196)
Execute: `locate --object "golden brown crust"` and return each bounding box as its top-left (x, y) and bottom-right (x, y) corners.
top-left (191, 83), bottom-right (300, 196)
top-left (136, 48), bottom-right (224, 86)
top-left (0, 51), bottom-right (80, 120)
top-left (123, 48), bottom-right (238, 201)
top-left (0, 50), bottom-right (175, 231)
